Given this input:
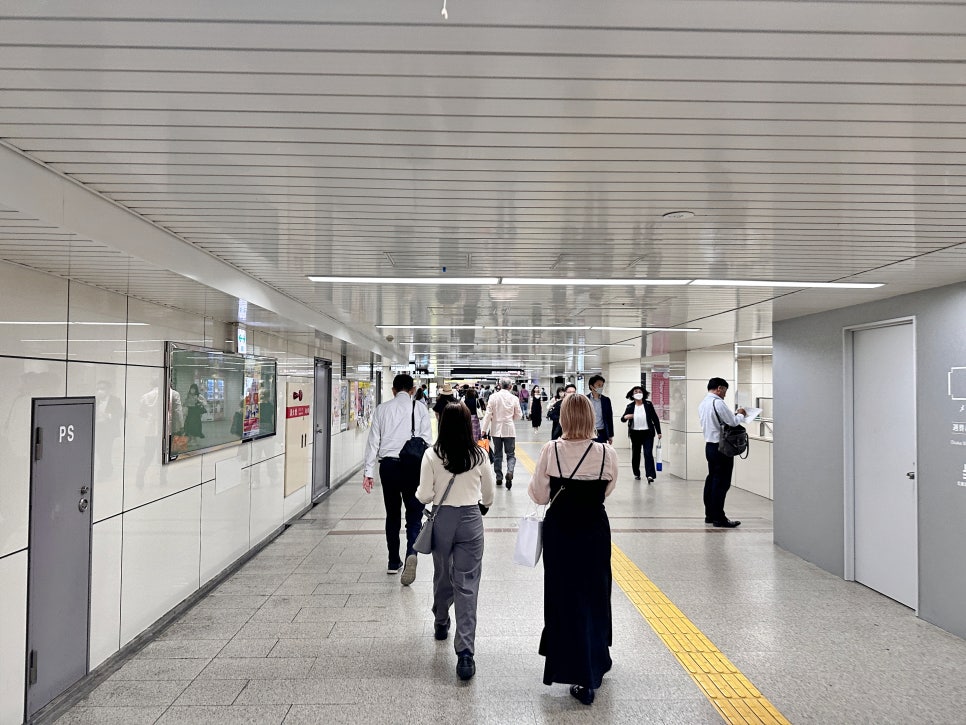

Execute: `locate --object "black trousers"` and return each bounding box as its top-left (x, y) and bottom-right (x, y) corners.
top-left (593, 428), bottom-right (609, 444)
top-left (704, 443), bottom-right (735, 522)
top-left (379, 458), bottom-right (424, 566)
top-left (629, 430), bottom-right (657, 479)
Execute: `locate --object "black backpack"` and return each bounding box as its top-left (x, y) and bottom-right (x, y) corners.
top-left (714, 403), bottom-right (749, 458)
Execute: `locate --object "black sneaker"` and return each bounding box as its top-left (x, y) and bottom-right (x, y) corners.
top-left (570, 685), bottom-right (595, 705)
top-left (387, 561), bottom-right (403, 575)
top-left (713, 519), bottom-right (741, 528)
top-left (456, 651), bottom-right (476, 681)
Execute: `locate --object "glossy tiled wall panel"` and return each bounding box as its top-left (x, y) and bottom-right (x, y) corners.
top-left (0, 551), bottom-right (27, 725)
top-left (250, 388), bottom-right (286, 465)
top-left (66, 282), bottom-right (127, 365)
top-left (201, 442), bottom-right (251, 484)
top-left (250, 455), bottom-right (285, 546)
top-left (200, 474), bottom-right (252, 585)
top-left (67, 362), bottom-right (126, 522)
top-left (734, 438), bottom-right (773, 500)
top-left (123, 364), bottom-right (202, 510)
top-left (120, 487), bottom-right (202, 646)
top-left (89, 517), bottom-right (122, 668)
top-left (284, 475), bottom-right (310, 522)
top-left (126, 297), bottom-right (205, 368)
top-left (0, 261), bottom-right (68, 360)
top-left (0, 356), bottom-right (67, 558)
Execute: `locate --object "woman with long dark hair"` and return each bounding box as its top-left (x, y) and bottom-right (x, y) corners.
top-left (416, 403), bottom-right (496, 681)
top-left (462, 387), bottom-right (482, 440)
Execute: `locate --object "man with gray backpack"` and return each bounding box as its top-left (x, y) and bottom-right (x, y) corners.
top-left (697, 377), bottom-right (747, 528)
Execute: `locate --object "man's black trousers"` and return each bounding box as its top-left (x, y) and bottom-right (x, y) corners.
top-left (704, 442), bottom-right (735, 523)
top-left (379, 457), bottom-right (424, 566)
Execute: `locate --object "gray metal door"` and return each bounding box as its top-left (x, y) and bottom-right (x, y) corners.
top-left (26, 397), bottom-right (95, 718)
top-left (312, 359), bottom-right (332, 501)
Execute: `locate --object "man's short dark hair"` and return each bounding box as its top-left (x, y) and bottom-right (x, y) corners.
top-left (588, 374), bottom-right (605, 387)
top-left (564, 383), bottom-right (577, 392)
top-left (392, 373), bottom-right (415, 392)
top-left (707, 377), bottom-right (729, 390)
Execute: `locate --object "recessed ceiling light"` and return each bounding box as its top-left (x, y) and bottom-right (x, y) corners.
top-left (662, 210), bottom-right (695, 220)
top-left (691, 279), bottom-right (883, 289)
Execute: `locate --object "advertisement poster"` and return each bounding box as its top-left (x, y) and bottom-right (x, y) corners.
top-left (357, 381), bottom-right (373, 428)
top-left (349, 381), bottom-right (359, 427)
top-left (243, 366), bottom-right (261, 436)
top-left (650, 371), bottom-right (671, 421)
top-left (340, 380), bottom-right (350, 432)
top-left (331, 377), bottom-right (342, 432)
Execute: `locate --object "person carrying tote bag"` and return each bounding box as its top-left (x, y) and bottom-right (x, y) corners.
top-left (416, 402), bottom-right (496, 682)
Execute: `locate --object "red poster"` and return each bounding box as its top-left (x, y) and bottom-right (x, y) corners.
top-left (286, 405), bottom-right (310, 419)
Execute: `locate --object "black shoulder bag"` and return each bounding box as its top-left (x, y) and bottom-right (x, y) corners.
top-left (399, 400), bottom-right (430, 473)
top-left (714, 402), bottom-right (749, 458)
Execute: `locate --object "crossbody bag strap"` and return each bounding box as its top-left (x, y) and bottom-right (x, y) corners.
top-left (568, 441), bottom-right (596, 479)
top-left (598, 443), bottom-right (607, 479)
top-left (712, 399), bottom-right (728, 431)
top-left (428, 474), bottom-right (457, 520)
top-left (411, 400), bottom-right (417, 438)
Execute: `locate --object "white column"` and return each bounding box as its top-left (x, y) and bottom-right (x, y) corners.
top-left (604, 358), bottom-right (642, 452)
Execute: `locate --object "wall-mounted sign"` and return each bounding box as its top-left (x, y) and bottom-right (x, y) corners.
top-left (236, 327), bottom-right (247, 355)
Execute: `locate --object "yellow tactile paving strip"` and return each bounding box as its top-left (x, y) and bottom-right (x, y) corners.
top-left (514, 441), bottom-right (790, 725)
top-left (611, 546), bottom-right (791, 725)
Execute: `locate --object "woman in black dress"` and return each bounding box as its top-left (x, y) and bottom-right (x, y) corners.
top-left (183, 383), bottom-right (207, 441)
top-left (529, 385), bottom-right (543, 429)
top-left (527, 394), bottom-right (618, 706)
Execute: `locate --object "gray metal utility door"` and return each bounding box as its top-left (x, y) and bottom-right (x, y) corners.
top-left (312, 359), bottom-right (332, 501)
top-left (26, 397), bottom-right (95, 718)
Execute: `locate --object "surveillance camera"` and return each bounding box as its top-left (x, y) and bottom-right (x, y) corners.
top-left (386, 335), bottom-right (394, 342)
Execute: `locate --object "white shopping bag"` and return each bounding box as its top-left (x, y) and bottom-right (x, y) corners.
top-left (655, 441), bottom-right (663, 472)
top-left (513, 511), bottom-right (544, 567)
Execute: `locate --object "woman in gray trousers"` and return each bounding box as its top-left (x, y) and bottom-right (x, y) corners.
top-left (417, 402), bottom-right (496, 681)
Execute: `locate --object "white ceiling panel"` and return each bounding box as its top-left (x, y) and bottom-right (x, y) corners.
top-left (1, 1), bottom-right (966, 376)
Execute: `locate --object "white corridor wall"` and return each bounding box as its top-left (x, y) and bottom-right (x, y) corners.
top-left (0, 260), bottom-right (371, 725)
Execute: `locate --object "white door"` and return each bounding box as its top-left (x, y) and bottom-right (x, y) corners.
top-left (852, 322), bottom-right (918, 608)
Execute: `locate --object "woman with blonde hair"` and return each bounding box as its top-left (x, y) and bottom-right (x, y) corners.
top-left (528, 393), bottom-right (618, 706)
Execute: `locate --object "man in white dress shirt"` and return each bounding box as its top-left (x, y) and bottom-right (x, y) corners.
top-left (363, 374), bottom-right (432, 584)
top-left (697, 377), bottom-right (747, 528)
top-left (480, 377), bottom-right (522, 488)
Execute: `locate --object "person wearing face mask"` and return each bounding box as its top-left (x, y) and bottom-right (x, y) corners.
top-left (547, 384), bottom-right (575, 440)
top-left (621, 386), bottom-right (662, 482)
top-left (586, 375), bottom-right (614, 445)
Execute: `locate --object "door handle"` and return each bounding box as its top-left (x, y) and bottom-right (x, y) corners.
top-left (906, 471), bottom-right (915, 480)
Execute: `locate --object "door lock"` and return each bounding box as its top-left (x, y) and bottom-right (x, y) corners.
top-left (906, 471), bottom-right (916, 480)
top-left (78, 498), bottom-right (89, 513)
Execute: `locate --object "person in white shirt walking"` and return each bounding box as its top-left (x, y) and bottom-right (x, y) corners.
top-left (697, 377), bottom-right (747, 528)
top-left (480, 377), bottom-right (522, 488)
top-left (363, 374), bottom-right (432, 584)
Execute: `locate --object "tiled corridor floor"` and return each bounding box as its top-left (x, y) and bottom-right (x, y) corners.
top-left (58, 425), bottom-right (966, 724)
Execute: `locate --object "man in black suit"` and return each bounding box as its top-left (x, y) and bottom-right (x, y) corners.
top-left (586, 375), bottom-right (614, 444)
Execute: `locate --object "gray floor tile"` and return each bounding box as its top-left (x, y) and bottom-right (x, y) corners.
top-left (219, 638), bottom-right (279, 657)
top-left (156, 705), bottom-right (291, 724)
top-left (173, 678), bottom-right (249, 706)
top-left (52, 706), bottom-right (167, 724)
top-left (110, 657), bottom-right (211, 681)
top-left (137, 639), bottom-right (226, 659)
top-left (199, 656), bottom-right (317, 680)
top-left (77, 679), bottom-right (190, 707)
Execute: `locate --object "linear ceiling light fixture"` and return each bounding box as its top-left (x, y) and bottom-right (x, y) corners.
top-left (501, 278), bottom-right (691, 286)
top-left (378, 325), bottom-right (483, 330)
top-left (690, 279), bottom-right (883, 289)
top-left (593, 326), bottom-right (701, 332)
top-left (308, 276), bottom-right (499, 285)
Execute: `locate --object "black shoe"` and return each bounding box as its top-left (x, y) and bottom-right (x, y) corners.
top-left (456, 651), bottom-right (476, 681)
top-left (704, 518), bottom-right (714, 524)
top-left (713, 519), bottom-right (741, 528)
top-left (634, 475), bottom-right (641, 481)
top-left (505, 471), bottom-right (513, 485)
top-left (434, 619), bottom-right (450, 641)
top-left (496, 480), bottom-right (503, 486)
top-left (387, 561), bottom-right (404, 574)
top-left (647, 477), bottom-right (655, 484)
top-left (570, 685), bottom-right (595, 705)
